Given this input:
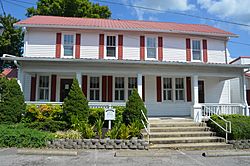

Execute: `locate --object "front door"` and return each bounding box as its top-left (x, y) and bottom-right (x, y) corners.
top-left (60, 79), bottom-right (73, 102)
top-left (198, 80), bottom-right (205, 103)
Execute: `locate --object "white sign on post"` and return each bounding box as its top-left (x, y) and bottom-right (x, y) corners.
top-left (105, 108), bottom-right (116, 129)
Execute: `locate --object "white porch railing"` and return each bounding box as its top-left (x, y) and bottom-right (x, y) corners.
top-left (140, 110), bottom-right (150, 144)
top-left (25, 101), bottom-right (126, 108)
top-left (201, 103), bottom-right (246, 116)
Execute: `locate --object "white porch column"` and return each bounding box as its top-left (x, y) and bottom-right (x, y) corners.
top-left (137, 73), bottom-right (143, 99)
top-left (239, 74), bottom-right (249, 116)
top-left (17, 67), bottom-right (24, 92)
top-left (76, 71), bottom-right (82, 89)
top-left (192, 75), bottom-right (202, 122)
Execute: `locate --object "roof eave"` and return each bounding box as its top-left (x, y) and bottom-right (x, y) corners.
top-left (14, 23), bottom-right (238, 38)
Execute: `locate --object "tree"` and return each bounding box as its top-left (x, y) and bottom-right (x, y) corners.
top-left (26, 0), bottom-right (111, 18)
top-left (0, 77), bottom-right (26, 123)
top-left (0, 14), bottom-right (23, 70)
top-left (62, 78), bottom-right (89, 125)
top-left (123, 88), bottom-right (147, 125)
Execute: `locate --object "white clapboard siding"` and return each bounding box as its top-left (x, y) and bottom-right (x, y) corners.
top-left (23, 73), bottom-right (31, 101)
top-left (123, 35), bottom-right (140, 60)
top-left (163, 36), bottom-right (186, 62)
top-left (207, 39), bottom-right (226, 63)
top-left (26, 30), bottom-right (56, 57)
top-left (80, 33), bottom-right (99, 59)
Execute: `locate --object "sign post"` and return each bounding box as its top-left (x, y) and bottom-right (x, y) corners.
top-left (104, 106), bottom-right (116, 130)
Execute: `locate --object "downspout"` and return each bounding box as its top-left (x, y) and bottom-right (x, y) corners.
top-left (14, 60), bottom-right (23, 92)
top-left (224, 37), bottom-right (229, 64)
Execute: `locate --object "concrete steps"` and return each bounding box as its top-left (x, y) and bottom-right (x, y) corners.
top-left (145, 117), bottom-right (231, 150)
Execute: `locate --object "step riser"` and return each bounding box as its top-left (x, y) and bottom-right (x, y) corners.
top-left (150, 145), bottom-right (232, 150)
top-left (147, 128), bottom-right (210, 132)
top-left (150, 138), bottom-right (225, 144)
top-left (144, 133), bottom-right (216, 138)
top-left (150, 124), bottom-right (206, 127)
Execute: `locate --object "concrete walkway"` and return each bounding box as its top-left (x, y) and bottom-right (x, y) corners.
top-left (1, 148), bottom-right (250, 166)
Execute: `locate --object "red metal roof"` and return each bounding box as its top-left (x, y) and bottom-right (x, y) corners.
top-left (16, 16), bottom-right (235, 37)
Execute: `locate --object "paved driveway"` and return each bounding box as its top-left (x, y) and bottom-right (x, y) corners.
top-left (0, 148), bottom-right (250, 166)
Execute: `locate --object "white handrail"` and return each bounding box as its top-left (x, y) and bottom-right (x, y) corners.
top-left (202, 105), bottom-right (231, 143)
top-left (141, 110), bottom-right (150, 144)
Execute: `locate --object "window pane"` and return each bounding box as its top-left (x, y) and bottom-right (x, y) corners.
top-left (90, 77), bottom-right (99, 88)
top-left (64, 35), bottom-right (73, 44)
top-left (95, 90), bottom-right (100, 100)
top-left (192, 40), bottom-right (201, 60)
top-left (107, 47), bottom-right (116, 57)
top-left (147, 48), bottom-right (156, 58)
top-left (147, 37), bottom-right (156, 47)
top-left (167, 90), bottom-right (172, 100)
top-left (115, 77), bottom-right (124, 88)
top-left (128, 77), bottom-right (137, 89)
top-left (193, 51), bottom-right (201, 60)
top-left (64, 46), bottom-right (73, 56)
top-left (107, 36), bottom-right (116, 46)
top-left (175, 78), bottom-right (184, 89)
top-left (90, 90), bottom-right (94, 100)
top-left (120, 90), bottom-right (124, 100)
top-left (39, 89), bottom-right (44, 100)
top-left (115, 90), bottom-right (119, 100)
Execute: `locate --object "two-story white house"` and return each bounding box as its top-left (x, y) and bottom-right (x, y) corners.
top-left (1, 16), bottom-right (249, 122)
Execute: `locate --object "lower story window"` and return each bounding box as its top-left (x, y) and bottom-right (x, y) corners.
top-left (38, 76), bottom-right (49, 101)
top-left (163, 78), bottom-right (172, 101)
top-left (115, 77), bottom-right (124, 101)
top-left (90, 77), bottom-right (100, 101)
top-left (175, 78), bottom-right (184, 101)
top-left (128, 77), bottom-right (137, 97)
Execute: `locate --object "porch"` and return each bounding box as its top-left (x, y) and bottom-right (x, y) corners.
top-left (14, 58), bottom-right (248, 121)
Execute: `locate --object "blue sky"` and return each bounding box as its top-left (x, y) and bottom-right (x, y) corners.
top-left (2, 0), bottom-right (250, 58)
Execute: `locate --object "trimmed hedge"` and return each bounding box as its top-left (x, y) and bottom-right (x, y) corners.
top-left (208, 114), bottom-right (250, 140)
top-left (24, 120), bottom-right (68, 132)
top-left (0, 124), bottom-right (54, 148)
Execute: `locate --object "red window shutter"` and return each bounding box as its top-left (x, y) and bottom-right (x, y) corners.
top-left (186, 77), bottom-right (192, 102)
top-left (156, 76), bottom-right (162, 102)
top-left (75, 34), bottom-right (81, 59)
top-left (30, 76), bottom-right (37, 101)
top-left (140, 36), bottom-right (145, 61)
top-left (118, 35), bottom-right (123, 60)
top-left (186, 38), bottom-right (191, 61)
top-left (142, 76), bottom-right (145, 102)
top-left (50, 75), bottom-right (57, 101)
top-left (203, 39), bottom-right (208, 63)
top-left (56, 33), bottom-right (62, 58)
top-left (158, 37), bottom-right (163, 61)
top-left (102, 76), bottom-right (107, 102)
top-left (108, 76), bottom-right (113, 102)
top-left (99, 34), bottom-right (104, 59)
top-left (82, 75), bottom-right (88, 97)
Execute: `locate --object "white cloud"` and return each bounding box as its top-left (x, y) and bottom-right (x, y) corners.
top-left (197, 0), bottom-right (250, 25)
top-left (123, 0), bottom-right (194, 20)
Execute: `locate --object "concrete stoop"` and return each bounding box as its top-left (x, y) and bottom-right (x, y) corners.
top-left (143, 118), bottom-right (232, 150)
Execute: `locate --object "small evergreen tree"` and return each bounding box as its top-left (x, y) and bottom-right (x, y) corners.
top-left (0, 77), bottom-right (26, 123)
top-left (123, 88), bottom-right (147, 125)
top-left (62, 78), bottom-right (89, 125)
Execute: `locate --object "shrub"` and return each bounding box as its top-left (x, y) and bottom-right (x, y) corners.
top-left (105, 122), bottom-right (121, 139)
top-left (129, 120), bottom-right (142, 138)
top-left (55, 130), bottom-right (82, 139)
top-left (0, 124), bottom-right (54, 148)
top-left (208, 114), bottom-right (250, 140)
top-left (123, 89), bottom-right (147, 125)
top-left (79, 122), bottom-right (96, 139)
top-left (119, 124), bottom-right (130, 139)
top-left (95, 118), bottom-right (104, 139)
top-left (88, 108), bottom-right (105, 125)
top-left (24, 120), bottom-right (68, 132)
top-left (63, 79), bottom-right (89, 125)
top-left (0, 78), bottom-right (26, 124)
top-left (23, 104), bottom-right (63, 122)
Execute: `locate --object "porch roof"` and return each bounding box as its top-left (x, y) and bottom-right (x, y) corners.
top-left (1, 55), bottom-right (249, 69)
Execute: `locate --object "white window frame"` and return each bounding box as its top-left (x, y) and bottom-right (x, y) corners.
top-left (191, 39), bottom-right (203, 62)
top-left (175, 77), bottom-right (185, 101)
top-left (104, 34), bottom-right (118, 59)
top-left (61, 33), bottom-right (75, 58)
top-left (163, 78), bottom-right (173, 102)
top-left (114, 77), bottom-right (125, 101)
top-left (145, 36), bottom-right (158, 60)
top-left (37, 75), bottom-right (51, 101)
top-left (128, 77), bottom-right (137, 98)
top-left (89, 76), bottom-right (101, 101)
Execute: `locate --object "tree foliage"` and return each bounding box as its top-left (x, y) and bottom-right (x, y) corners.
top-left (26, 0), bottom-right (111, 18)
top-left (0, 14), bottom-right (23, 69)
top-left (62, 78), bottom-right (89, 125)
top-left (0, 77), bottom-right (26, 123)
top-left (123, 88), bottom-right (147, 125)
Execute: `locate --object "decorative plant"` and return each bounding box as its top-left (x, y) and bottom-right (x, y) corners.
top-left (55, 130), bottom-right (82, 139)
top-left (129, 120), bottom-right (142, 138)
top-left (119, 124), bottom-right (130, 139)
top-left (95, 118), bottom-right (104, 139)
top-left (105, 122), bottom-right (121, 139)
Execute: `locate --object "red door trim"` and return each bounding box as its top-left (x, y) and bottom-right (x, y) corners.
top-left (82, 75), bottom-right (88, 97)
top-left (50, 75), bottom-right (57, 101)
top-left (30, 76), bottom-right (37, 101)
top-left (186, 77), bottom-right (192, 102)
top-left (156, 76), bottom-right (162, 102)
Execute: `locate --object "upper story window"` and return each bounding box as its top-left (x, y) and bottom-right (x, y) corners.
top-left (146, 37), bottom-right (157, 59)
top-left (106, 36), bottom-right (116, 58)
top-left (175, 78), bottom-right (184, 101)
top-left (163, 78), bottom-right (173, 101)
top-left (192, 40), bottom-right (202, 61)
top-left (128, 77), bottom-right (137, 97)
top-left (89, 77), bottom-right (100, 101)
top-left (115, 77), bottom-right (125, 101)
top-left (63, 34), bottom-right (74, 57)
top-left (38, 76), bottom-right (49, 101)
